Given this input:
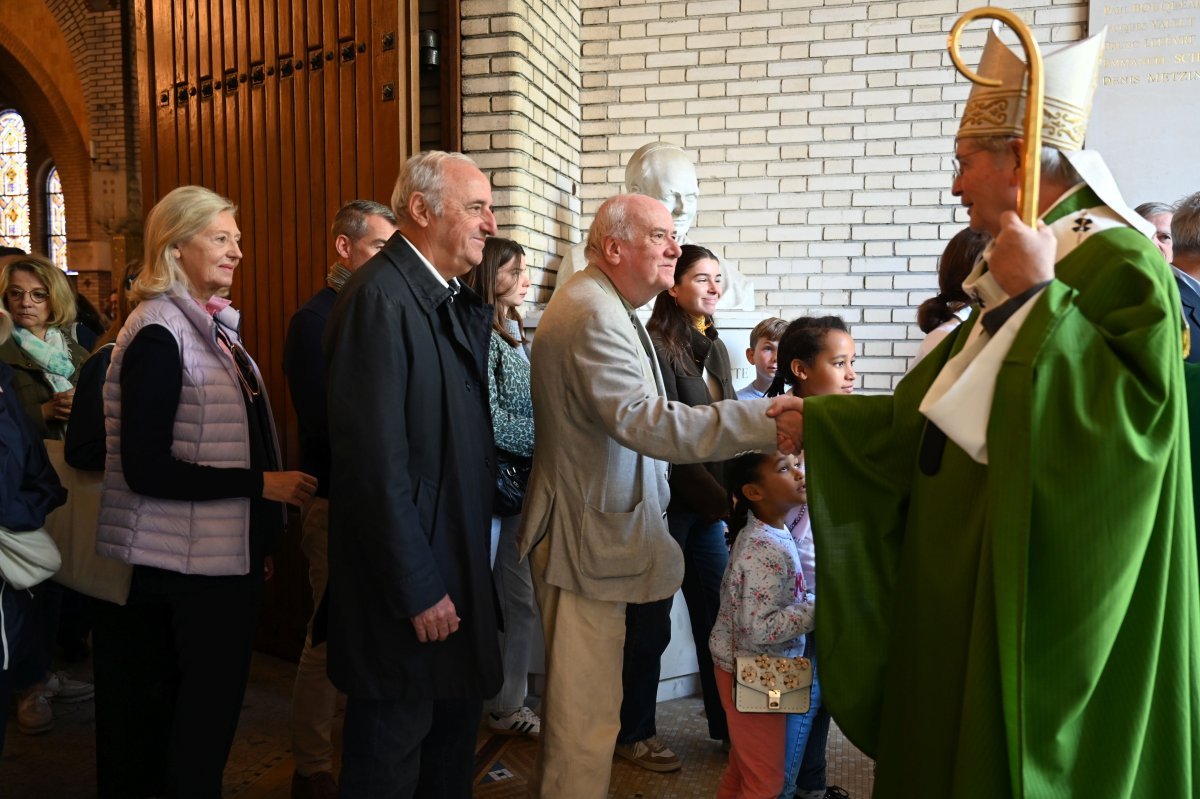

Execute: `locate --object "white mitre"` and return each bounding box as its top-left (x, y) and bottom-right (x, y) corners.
top-left (959, 25), bottom-right (1149, 234)
top-left (922, 24), bottom-right (1152, 465)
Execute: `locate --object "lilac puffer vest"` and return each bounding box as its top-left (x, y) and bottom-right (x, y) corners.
top-left (96, 291), bottom-right (264, 576)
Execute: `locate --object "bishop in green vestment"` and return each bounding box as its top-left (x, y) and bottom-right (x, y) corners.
top-left (803, 28), bottom-right (1200, 799)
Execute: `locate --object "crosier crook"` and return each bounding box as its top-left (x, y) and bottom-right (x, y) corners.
top-left (949, 7), bottom-right (1045, 228)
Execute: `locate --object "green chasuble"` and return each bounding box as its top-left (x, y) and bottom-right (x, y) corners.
top-left (805, 185), bottom-right (1200, 798)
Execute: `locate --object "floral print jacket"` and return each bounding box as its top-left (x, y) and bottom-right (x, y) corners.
top-left (488, 326), bottom-right (534, 457)
top-left (709, 513), bottom-right (815, 673)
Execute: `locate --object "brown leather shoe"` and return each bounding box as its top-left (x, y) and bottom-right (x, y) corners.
top-left (292, 770), bottom-right (338, 799)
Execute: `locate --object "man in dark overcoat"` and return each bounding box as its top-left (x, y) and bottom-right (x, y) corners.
top-left (324, 151), bottom-right (502, 798)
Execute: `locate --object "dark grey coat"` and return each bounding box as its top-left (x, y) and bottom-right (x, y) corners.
top-left (323, 234), bottom-right (501, 701)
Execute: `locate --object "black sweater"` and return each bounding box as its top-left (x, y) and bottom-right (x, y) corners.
top-left (116, 324), bottom-right (283, 573)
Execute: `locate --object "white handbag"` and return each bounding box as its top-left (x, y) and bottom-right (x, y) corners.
top-left (733, 653), bottom-right (813, 713)
top-left (0, 525), bottom-right (61, 590)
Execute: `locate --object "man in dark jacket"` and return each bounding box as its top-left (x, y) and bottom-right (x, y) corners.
top-left (324, 152), bottom-right (502, 799)
top-left (1169, 195), bottom-right (1200, 364)
top-left (284, 199), bottom-right (395, 799)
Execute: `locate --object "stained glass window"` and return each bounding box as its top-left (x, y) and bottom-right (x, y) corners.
top-left (46, 166), bottom-right (67, 271)
top-left (0, 109), bottom-right (31, 253)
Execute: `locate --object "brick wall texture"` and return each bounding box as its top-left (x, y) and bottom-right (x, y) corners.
top-left (43, 0), bottom-right (124, 171)
top-left (462, 0), bottom-right (1090, 390)
top-left (462, 0), bottom-right (584, 295)
top-left (31, 0), bottom-right (131, 304)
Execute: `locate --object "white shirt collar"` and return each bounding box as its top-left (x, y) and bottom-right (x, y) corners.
top-left (1173, 265), bottom-right (1200, 295)
top-left (399, 234), bottom-right (457, 293)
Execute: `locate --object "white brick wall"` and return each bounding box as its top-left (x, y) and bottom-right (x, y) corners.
top-left (463, 1), bottom-right (1089, 389)
top-left (461, 0), bottom-right (583, 295)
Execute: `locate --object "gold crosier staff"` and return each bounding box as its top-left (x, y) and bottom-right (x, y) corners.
top-left (948, 9), bottom-right (1044, 228)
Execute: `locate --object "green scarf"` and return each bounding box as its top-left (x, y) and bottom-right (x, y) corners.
top-left (11, 326), bottom-right (75, 392)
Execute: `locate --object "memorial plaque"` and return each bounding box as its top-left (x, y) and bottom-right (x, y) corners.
top-left (1088, 1), bottom-right (1200, 205)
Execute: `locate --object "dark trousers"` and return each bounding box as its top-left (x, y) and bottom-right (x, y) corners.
top-left (0, 580), bottom-right (38, 756)
top-left (92, 568), bottom-right (262, 799)
top-left (339, 695), bottom-right (482, 799)
top-left (56, 583), bottom-right (95, 659)
top-left (618, 513), bottom-right (729, 743)
top-left (9, 579), bottom-right (60, 691)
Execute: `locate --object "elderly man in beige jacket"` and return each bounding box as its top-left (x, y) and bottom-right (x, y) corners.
top-left (518, 193), bottom-right (802, 798)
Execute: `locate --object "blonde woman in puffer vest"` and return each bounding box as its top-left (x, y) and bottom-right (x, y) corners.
top-left (93, 186), bottom-right (316, 799)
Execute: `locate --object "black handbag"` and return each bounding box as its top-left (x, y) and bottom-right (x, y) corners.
top-left (493, 449), bottom-right (532, 517)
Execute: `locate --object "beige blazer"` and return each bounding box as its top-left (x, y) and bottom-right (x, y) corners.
top-left (518, 265), bottom-right (775, 604)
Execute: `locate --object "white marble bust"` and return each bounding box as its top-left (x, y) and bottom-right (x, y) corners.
top-left (555, 142), bottom-right (755, 310)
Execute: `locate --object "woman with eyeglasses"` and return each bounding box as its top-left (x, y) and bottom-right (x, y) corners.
top-left (94, 185), bottom-right (316, 798)
top-left (0, 254), bottom-right (90, 441)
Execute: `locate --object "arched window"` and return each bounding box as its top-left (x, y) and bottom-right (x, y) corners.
top-left (0, 109), bottom-right (31, 253)
top-left (46, 166), bottom-right (68, 271)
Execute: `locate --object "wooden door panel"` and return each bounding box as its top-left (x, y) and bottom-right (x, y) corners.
top-left (245, 0), bottom-right (270, 379)
top-left (335, 0), bottom-right (356, 207)
top-left (137, 0), bottom-right (420, 660)
top-left (305, 0), bottom-right (329, 349)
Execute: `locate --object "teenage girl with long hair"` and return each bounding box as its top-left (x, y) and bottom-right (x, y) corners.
top-left (462, 236), bottom-right (542, 737)
top-left (615, 244), bottom-right (733, 766)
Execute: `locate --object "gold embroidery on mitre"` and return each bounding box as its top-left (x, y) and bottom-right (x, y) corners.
top-left (1041, 98), bottom-right (1089, 149)
top-left (961, 93), bottom-right (1021, 133)
top-left (956, 25), bottom-right (1107, 152)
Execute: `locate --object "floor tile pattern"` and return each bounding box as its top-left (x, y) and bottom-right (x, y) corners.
top-left (2, 654), bottom-right (875, 798)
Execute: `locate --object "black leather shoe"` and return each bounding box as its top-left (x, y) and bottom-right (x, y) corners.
top-left (292, 770), bottom-right (338, 799)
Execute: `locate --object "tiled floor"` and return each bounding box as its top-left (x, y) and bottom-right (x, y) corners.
top-left (1, 653), bottom-right (874, 798)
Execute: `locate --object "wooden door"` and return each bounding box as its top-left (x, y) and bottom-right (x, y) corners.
top-left (134, 0), bottom-right (421, 659)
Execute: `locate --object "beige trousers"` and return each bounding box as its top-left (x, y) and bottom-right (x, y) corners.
top-left (530, 541), bottom-right (628, 799)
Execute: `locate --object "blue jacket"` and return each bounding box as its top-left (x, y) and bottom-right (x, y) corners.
top-left (284, 286), bottom-right (336, 497)
top-left (0, 361), bottom-right (66, 533)
top-left (1175, 269), bottom-right (1200, 365)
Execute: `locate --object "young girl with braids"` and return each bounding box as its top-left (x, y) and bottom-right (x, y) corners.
top-left (709, 450), bottom-right (814, 799)
top-left (768, 315), bottom-right (856, 799)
